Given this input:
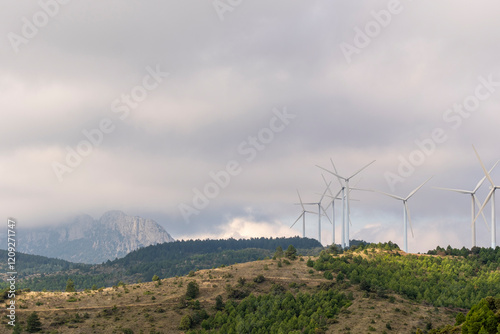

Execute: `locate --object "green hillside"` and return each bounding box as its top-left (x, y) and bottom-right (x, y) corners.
top-left (4, 237), bottom-right (323, 291)
top-left (311, 243), bottom-right (500, 309)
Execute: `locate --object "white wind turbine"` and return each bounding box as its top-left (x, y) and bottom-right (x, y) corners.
top-left (297, 185), bottom-right (331, 244)
top-left (371, 177), bottom-right (432, 253)
top-left (321, 174), bottom-right (362, 247)
top-left (317, 159), bottom-right (376, 249)
top-left (321, 174), bottom-right (342, 247)
top-left (434, 160), bottom-right (498, 248)
top-left (472, 146), bottom-right (500, 248)
top-left (290, 190), bottom-right (316, 238)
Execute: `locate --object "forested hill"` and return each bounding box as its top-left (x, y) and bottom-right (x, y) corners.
top-left (10, 237), bottom-right (323, 291)
top-left (114, 236), bottom-right (322, 266)
top-left (0, 249), bottom-right (90, 280)
top-left (108, 237), bottom-right (323, 282)
top-left (311, 243), bottom-right (500, 309)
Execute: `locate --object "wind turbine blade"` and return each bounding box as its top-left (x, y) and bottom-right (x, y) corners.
top-left (349, 160), bottom-right (376, 179)
top-left (350, 187), bottom-right (372, 193)
top-left (406, 176), bottom-right (433, 200)
top-left (432, 186), bottom-right (472, 195)
top-left (334, 188), bottom-right (343, 199)
top-left (324, 200), bottom-right (333, 211)
top-left (472, 194), bottom-right (490, 232)
top-left (473, 188), bottom-right (494, 225)
top-left (352, 177), bottom-right (363, 189)
top-left (473, 145), bottom-right (496, 187)
top-left (290, 212), bottom-right (304, 228)
top-left (305, 210), bottom-right (317, 215)
top-left (330, 158), bottom-right (344, 188)
top-left (473, 160), bottom-right (500, 192)
top-left (321, 206), bottom-right (332, 224)
top-left (316, 165), bottom-right (346, 181)
top-left (372, 189), bottom-right (405, 201)
top-left (319, 182), bottom-right (331, 203)
top-left (297, 190), bottom-right (305, 211)
top-left (405, 202), bottom-right (415, 238)
top-left (322, 174), bottom-right (334, 196)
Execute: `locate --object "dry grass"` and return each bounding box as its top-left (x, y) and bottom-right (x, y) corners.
top-left (2, 256), bottom-right (458, 333)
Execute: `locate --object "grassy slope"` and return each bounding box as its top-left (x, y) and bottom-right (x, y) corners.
top-left (4, 254), bottom-right (460, 334)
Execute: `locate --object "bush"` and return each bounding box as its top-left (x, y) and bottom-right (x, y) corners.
top-left (237, 277), bottom-right (246, 287)
top-left (270, 283), bottom-right (286, 295)
top-left (254, 275), bottom-right (265, 283)
top-left (226, 284), bottom-right (249, 300)
top-left (179, 314), bottom-right (192, 330)
top-left (455, 312), bottom-right (466, 326)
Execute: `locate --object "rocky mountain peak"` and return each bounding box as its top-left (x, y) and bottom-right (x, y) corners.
top-left (3, 211), bottom-right (175, 264)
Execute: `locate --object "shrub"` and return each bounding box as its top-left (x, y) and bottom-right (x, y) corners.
top-left (455, 312), bottom-right (466, 326)
top-left (179, 314), bottom-right (192, 330)
top-left (254, 275), bottom-right (265, 283)
top-left (237, 277), bottom-right (246, 287)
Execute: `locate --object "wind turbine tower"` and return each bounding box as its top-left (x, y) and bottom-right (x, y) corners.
top-left (472, 146), bottom-right (500, 248)
top-left (290, 190), bottom-right (316, 238)
top-left (317, 159), bottom-right (375, 248)
top-left (371, 177), bottom-right (432, 253)
top-left (434, 160), bottom-right (497, 247)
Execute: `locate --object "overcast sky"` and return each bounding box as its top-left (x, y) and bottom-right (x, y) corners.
top-left (2, 1), bottom-right (500, 253)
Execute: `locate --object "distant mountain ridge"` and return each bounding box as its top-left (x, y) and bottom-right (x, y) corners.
top-left (3, 211), bottom-right (174, 264)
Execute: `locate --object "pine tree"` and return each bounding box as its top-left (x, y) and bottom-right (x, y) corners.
top-left (285, 245), bottom-right (297, 260)
top-left (215, 295), bottom-right (224, 310)
top-left (186, 281), bottom-right (199, 299)
top-left (12, 322), bottom-right (22, 334)
top-left (65, 278), bottom-right (75, 292)
top-left (26, 312), bottom-right (42, 333)
top-left (179, 314), bottom-right (192, 330)
top-left (273, 246), bottom-right (283, 259)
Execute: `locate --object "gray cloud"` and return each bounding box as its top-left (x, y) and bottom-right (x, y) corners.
top-left (2, 1), bottom-right (500, 253)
